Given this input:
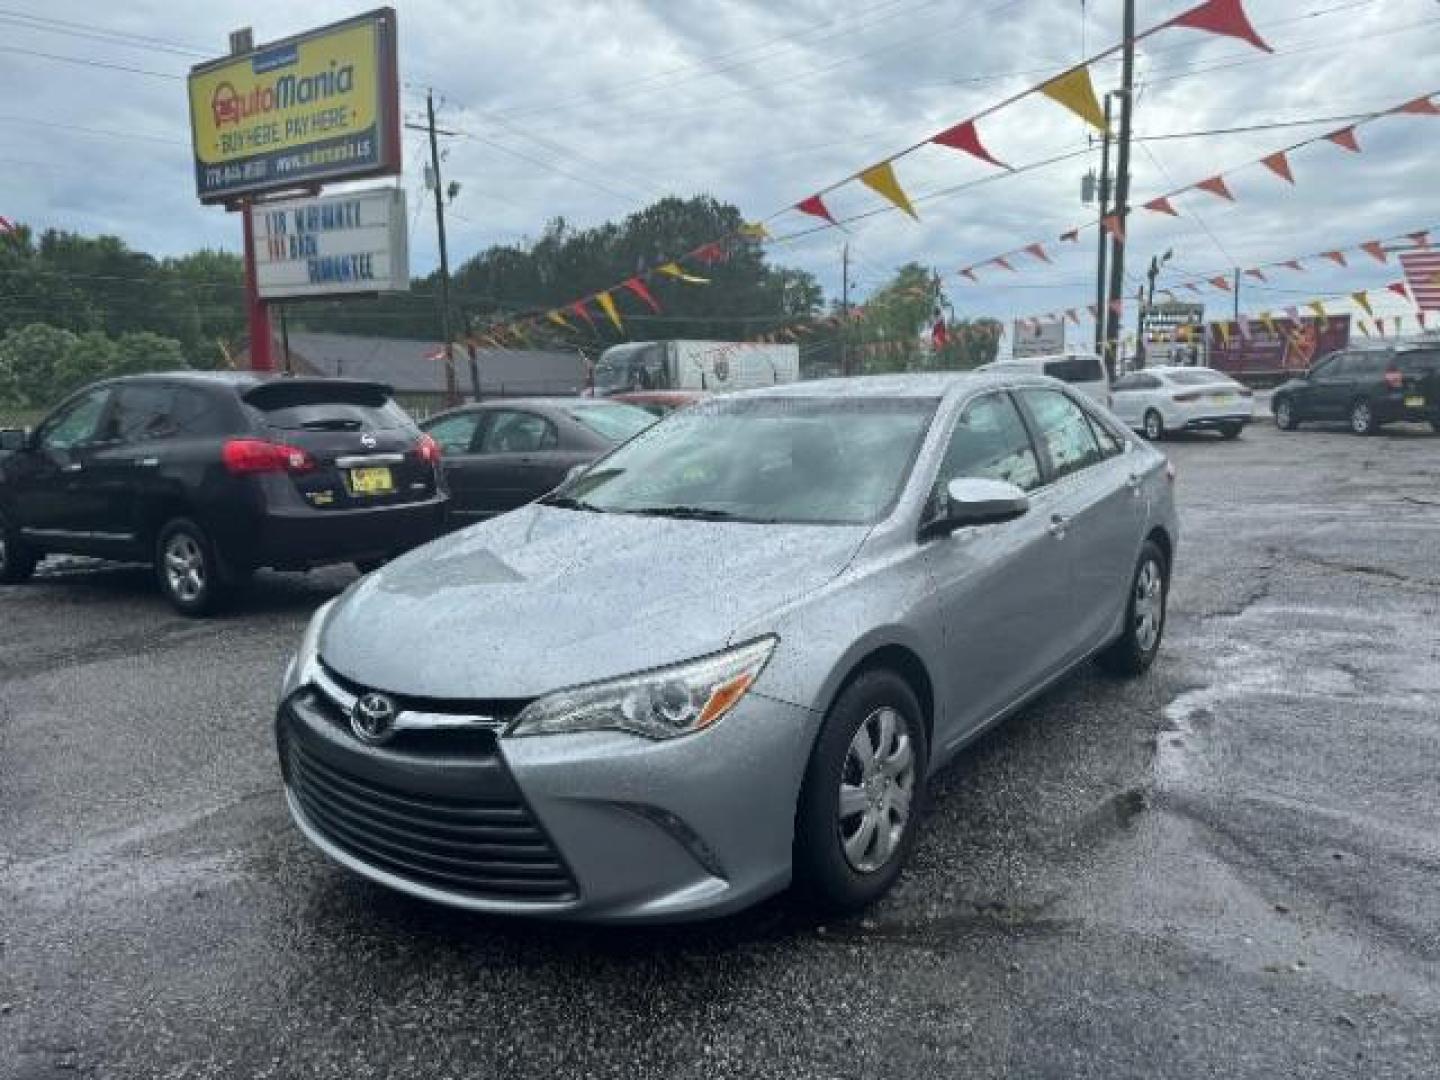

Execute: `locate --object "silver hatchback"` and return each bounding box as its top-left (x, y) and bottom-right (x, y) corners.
top-left (276, 373), bottom-right (1178, 921)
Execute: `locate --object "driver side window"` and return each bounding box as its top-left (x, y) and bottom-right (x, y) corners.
top-left (39, 388), bottom-right (112, 451)
top-left (935, 393), bottom-right (1043, 497)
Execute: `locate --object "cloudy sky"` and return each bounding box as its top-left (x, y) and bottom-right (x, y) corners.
top-left (4, 0), bottom-right (1439, 334)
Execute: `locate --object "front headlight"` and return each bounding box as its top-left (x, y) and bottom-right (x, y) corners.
top-left (280, 598), bottom-right (335, 699)
top-left (506, 636), bottom-right (778, 741)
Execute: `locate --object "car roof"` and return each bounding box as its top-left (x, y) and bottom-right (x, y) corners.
top-left (730, 371), bottom-right (1061, 404)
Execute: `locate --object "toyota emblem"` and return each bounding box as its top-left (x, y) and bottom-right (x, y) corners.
top-left (360, 433), bottom-right (378, 449)
top-left (351, 692), bottom-right (397, 744)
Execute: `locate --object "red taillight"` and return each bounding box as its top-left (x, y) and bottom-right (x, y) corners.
top-left (222, 438), bottom-right (315, 476)
top-left (1384, 367), bottom-right (1403, 390)
top-left (416, 432), bottom-right (441, 465)
top-left (1173, 392), bottom-right (1201, 403)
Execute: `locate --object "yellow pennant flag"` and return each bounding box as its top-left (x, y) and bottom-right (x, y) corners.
top-left (858, 162), bottom-right (918, 220)
top-left (1040, 66), bottom-right (1106, 131)
top-left (595, 291), bottom-right (623, 332)
top-left (546, 310), bottom-right (573, 330)
top-left (1308, 300), bottom-right (1327, 319)
top-left (1350, 291), bottom-right (1374, 318)
top-left (739, 221), bottom-right (770, 241)
top-left (658, 262), bottom-right (710, 285)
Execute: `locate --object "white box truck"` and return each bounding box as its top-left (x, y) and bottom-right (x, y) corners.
top-left (592, 340), bottom-right (800, 396)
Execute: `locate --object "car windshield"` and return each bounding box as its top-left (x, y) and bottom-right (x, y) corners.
top-left (557, 396), bottom-right (937, 525)
top-left (1165, 368), bottom-right (1236, 386)
top-left (562, 401), bottom-right (657, 442)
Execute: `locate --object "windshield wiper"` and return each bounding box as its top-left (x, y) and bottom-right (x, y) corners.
top-left (540, 494), bottom-right (604, 512)
top-left (620, 505), bottom-right (748, 521)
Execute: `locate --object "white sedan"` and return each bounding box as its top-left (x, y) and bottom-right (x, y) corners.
top-left (1111, 366), bottom-right (1255, 440)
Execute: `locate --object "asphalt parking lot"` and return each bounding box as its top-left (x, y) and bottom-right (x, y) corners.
top-left (2, 418), bottom-right (1438, 1079)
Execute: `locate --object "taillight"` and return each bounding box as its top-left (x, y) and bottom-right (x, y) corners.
top-left (1173, 392), bottom-right (1201, 403)
top-left (1384, 367), bottom-right (1403, 390)
top-left (222, 438), bottom-right (315, 476)
top-left (416, 432), bottom-right (441, 465)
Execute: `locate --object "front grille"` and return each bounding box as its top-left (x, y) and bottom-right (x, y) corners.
top-left (320, 659), bottom-right (531, 722)
top-left (285, 734), bottom-right (577, 902)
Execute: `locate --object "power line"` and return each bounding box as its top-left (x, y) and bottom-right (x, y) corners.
top-left (0, 43), bottom-right (183, 79)
top-left (0, 8), bottom-right (211, 56)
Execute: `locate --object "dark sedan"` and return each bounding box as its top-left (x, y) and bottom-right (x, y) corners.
top-left (421, 398), bottom-right (655, 525)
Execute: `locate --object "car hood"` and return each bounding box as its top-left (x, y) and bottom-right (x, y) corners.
top-left (319, 505), bottom-right (869, 699)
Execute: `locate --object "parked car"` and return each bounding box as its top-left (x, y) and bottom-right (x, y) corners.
top-left (420, 398), bottom-right (656, 526)
top-left (276, 373), bottom-right (1178, 922)
top-left (611, 390), bottom-right (708, 417)
top-left (977, 352), bottom-right (1111, 408)
top-left (1272, 345), bottom-right (1440, 434)
top-left (0, 373), bottom-right (447, 614)
top-left (1110, 366), bottom-right (1254, 440)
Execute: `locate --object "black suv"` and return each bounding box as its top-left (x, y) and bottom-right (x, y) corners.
top-left (0, 373), bottom-right (447, 614)
top-left (1273, 344), bottom-right (1440, 435)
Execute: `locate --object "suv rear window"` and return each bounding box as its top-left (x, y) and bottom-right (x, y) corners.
top-left (1397, 350), bottom-right (1440, 373)
top-left (1043, 356), bottom-right (1105, 383)
top-left (243, 381), bottom-right (411, 432)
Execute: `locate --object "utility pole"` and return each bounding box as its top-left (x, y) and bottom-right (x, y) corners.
top-left (1093, 92), bottom-right (1114, 354)
top-left (426, 89), bottom-right (459, 405)
top-left (1103, 0), bottom-right (1136, 378)
top-left (1233, 266), bottom-right (1241, 323)
top-left (841, 242), bottom-right (851, 376)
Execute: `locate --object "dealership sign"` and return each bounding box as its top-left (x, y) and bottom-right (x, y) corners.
top-left (187, 9), bottom-right (400, 203)
top-left (1012, 318), bottom-right (1065, 358)
top-left (251, 187), bottom-right (409, 299)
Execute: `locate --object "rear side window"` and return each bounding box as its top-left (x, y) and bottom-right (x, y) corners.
top-left (481, 410), bottom-right (557, 453)
top-left (245, 382), bottom-right (411, 432)
top-left (564, 402), bottom-right (655, 443)
top-left (1043, 355), bottom-right (1105, 383)
top-left (424, 411), bottom-right (483, 453)
top-left (1019, 389), bottom-right (1105, 480)
top-left (110, 383), bottom-right (175, 442)
top-left (1397, 350), bottom-right (1440, 373)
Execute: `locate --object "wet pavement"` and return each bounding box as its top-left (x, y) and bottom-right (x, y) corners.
top-left (2, 420), bottom-right (1437, 1078)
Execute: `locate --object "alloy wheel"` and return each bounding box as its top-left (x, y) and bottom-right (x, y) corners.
top-left (1144, 412), bottom-right (1163, 441)
top-left (163, 533), bottom-right (206, 603)
top-left (1351, 400), bottom-right (1373, 435)
top-left (1134, 558), bottom-right (1164, 653)
top-left (1275, 400), bottom-right (1292, 429)
top-left (837, 706), bottom-right (916, 873)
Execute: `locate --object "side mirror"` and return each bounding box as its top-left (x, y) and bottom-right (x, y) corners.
top-left (923, 478), bottom-right (1030, 539)
top-left (564, 463), bottom-right (588, 485)
top-left (0, 428), bottom-right (29, 453)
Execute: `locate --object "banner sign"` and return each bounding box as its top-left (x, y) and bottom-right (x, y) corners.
top-left (188, 9), bottom-right (400, 204)
top-left (1012, 318), bottom-right (1065, 357)
top-left (1400, 250), bottom-right (1440, 311)
top-left (1207, 315), bottom-right (1350, 377)
top-left (251, 187), bottom-right (409, 299)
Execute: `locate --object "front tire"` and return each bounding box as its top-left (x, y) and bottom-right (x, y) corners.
top-left (794, 669), bottom-right (929, 914)
top-left (1349, 398), bottom-right (1377, 436)
top-left (1142, 410), bottom-right (1165, 441)
top-left (1097, 540), bottom-right (1169, 677)
top-left (0, 509), bottom-right (39, 584)
top-left (1274, 396), bottom-right (1298, 431)
top-left (155, 518), bottom-right (227, 616)
top-left (1218, 422), bottom-right (1243, 440)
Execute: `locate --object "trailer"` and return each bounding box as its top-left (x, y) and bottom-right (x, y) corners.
top-left (592, 340), bottom-right (800, 396)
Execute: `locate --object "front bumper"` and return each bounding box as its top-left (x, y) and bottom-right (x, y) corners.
top-left (276, 678), bottom-right (818, 923)
top-left (255, 495), bottom-right (448, 569)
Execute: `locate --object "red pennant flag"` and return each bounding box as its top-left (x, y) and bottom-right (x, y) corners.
top-left (931, 120), bottom-right (1008, 169)
top-left (1059, 228), bottom-right (1080, 242)
top-left (1360, 241), bottom-right (1387, 264)
top-left (1194, 175), bottom-right (1235, 201)
top-left (1281, 259), bottom-right (1304, 272)
top-left (1397, 95), bottom-right (1440, 116)
top-left (1102, 214), bottom-right (1125, 243)
top-left (692, 242), bottom-right (726, 265)
top-left (1409, 231), bottom-right (1431, 250)
top-left (993, 256), bottom-right (1015, 272)
top-left (1209, 276), bottom-right (1232, 291)
top-left (1322, 250), bottom-right (1347, 267)
top-left (1245, 268), bottom-right (1267, 282)
top-left (1025, 243), bottom-right (1050, 264)
top-left (623, 277), bottom-right (661, 313)
top-left (1259, 151), bottom-right (1295, 184)
top-left (795, 195), bottom-right (836, 225)
top-left (1387, 281), bottom-right (1411, 300)
top-left (1166, 0), bottom-right (1272, 53)
top-left (932, 319), bottom-right (949, 349)
top-left (1143, 196), bottom-right (1178, 216)
top-left (570, 299), bottom-right (597, 330)
top-left (1325, 127), bottom-right (1361, 153)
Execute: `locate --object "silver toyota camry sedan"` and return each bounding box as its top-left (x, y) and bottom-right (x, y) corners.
top-left (276, 373), bottom-right (1178, 922)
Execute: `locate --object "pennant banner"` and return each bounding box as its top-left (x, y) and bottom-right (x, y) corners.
top-left (623, 276), bottom-right (661, 313)
top-left (859, 162), bottom-right (919, 220)
top-left (1039, 66), bottom-right (1107, 131)
top-left (932, 120), bottom-right (1008, 169)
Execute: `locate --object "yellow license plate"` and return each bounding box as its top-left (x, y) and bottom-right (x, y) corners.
top-left (1405, 395), bottom-right (1426, 408)
top-left (1209, 393), bottom-right (1232, 403)
top-left (348, 466), bottom-right (394, 495)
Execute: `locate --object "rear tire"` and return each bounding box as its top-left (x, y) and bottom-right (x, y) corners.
top-left (1097, 540), bottom-right (1169, 677)
top-left (1218, 422), bottom-right (1243, 440)
top-left (0, 509), bottom-right (39, 584)
top-left (155, 518), bottom-right (227, 616)
top-left (1274, 397), bottom-right (1298, 431)
top-left (794, 669), bottom-right (928, 915)
top-left (1349, 397), bottom-right (1378, 436)
top-left (1142, 410), bottom-right (1165, 441)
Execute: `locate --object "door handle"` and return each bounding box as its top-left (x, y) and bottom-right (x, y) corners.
top-left (134, 457), bottom-right (160, 468)
top-left (61, 462), bottom-right (83, 474)
top-left (1048, 514), bottom-right (1068, 539)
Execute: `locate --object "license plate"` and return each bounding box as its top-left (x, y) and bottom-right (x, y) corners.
top-left (1209, 393), bottom-right (1232, 403)
top-left (348, 466), bottom-right (394, 495)
top-left (1405, 395), bottom-right (1426, 408)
